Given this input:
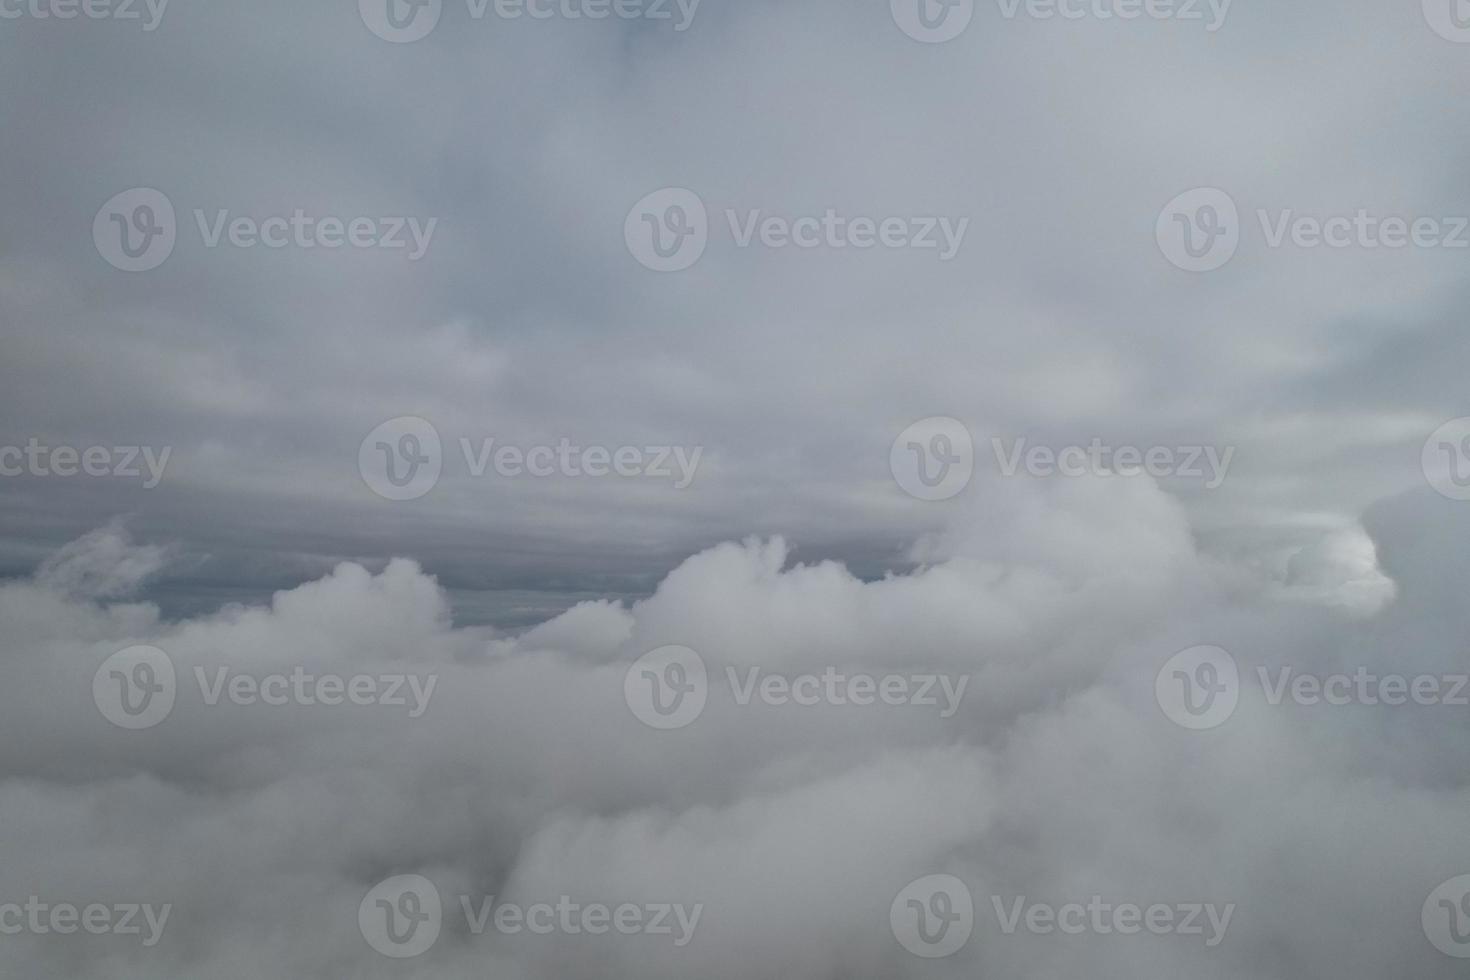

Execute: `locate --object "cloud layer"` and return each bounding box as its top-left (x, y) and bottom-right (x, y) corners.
top-left (1, 476), bottom-right (1465, 978)
top-left (3, 0), bottom-right (1469, 616)
top-left (3, 0), bottom-right (1470, 976)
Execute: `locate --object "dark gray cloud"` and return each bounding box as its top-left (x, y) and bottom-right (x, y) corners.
top-left (3, 0), bottom-right (1468, 614)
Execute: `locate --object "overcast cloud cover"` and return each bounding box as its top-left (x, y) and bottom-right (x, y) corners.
top-left (2, 0), bottom-right (1470, 976)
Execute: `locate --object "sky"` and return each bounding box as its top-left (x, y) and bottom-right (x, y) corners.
top-left (2, 0), bottom-right (1470, 976)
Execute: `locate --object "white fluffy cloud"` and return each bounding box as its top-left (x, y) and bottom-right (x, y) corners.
top-left (1, 476), bottom-right (1465, 978)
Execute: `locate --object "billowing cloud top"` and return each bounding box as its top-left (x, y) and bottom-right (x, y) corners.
top-left (1, 477), bottom-right (1466, 977)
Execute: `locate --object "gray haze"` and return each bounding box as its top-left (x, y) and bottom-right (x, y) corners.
top-left (1, 0), bottom-right (1467, 614)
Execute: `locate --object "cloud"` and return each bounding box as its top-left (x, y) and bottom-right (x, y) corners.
top-left (1, 475), bottom-right (1465, 978)
top-left (34, 520), bottom-right (170, 600)
top-left (2, 1), bottom-right (1468, 975)
top-left (2, 0), bottom-right (1467, 611)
